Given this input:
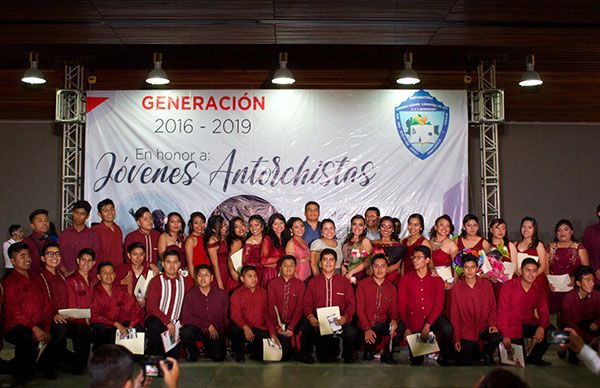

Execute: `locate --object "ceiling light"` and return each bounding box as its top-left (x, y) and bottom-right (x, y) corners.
top-left (146, 52), bottom-right (170, 85)
top-left (21, 52), bottom-right (46, 85)
top-left (397, 52), bottom-right (420, 85)
top-left (272, 52), bottom-right (295, 85)
top-left (519, 54), bottom-right (543, 87)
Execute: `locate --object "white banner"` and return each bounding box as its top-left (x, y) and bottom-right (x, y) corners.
top-left (84, 90), bottom-right (468, 234)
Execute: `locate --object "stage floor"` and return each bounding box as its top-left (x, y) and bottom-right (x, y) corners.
top-left (1, 345), bottom-right (597, 387)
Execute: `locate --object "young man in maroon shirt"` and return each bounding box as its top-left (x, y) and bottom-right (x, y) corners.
top-left (450, 252), bottom-right (500, 365)
top-left (561, 265), bottom-right (600, 363)
top-left (90, 261), bottom-right (143, 350)
top-left (91, 198), bottom-right (124, 270)
top-left (180, 264), bottom-right (229, 362)
top-left (230, 265), bottom-right (279, 362)
top-left (59, 200), bottom-right (100, 275)
top-left (3, 242), bottom-right (57, 384)
top-left (21, 208), bottom-right (52, 276)
top-left (498, 257), bottom-right (553, 366)
top-left (145, 250), bottom-right (193, 358)
top-left (267, 255), bottom-right (306, 361)
top-left (397, 245), bottom-right (453, 366)
top-left (356, 253), bottom-right (403, 364)
top-left (123, 207), bottom-right (160, 274)
top-left (301, 248), bottom-right (357, 363)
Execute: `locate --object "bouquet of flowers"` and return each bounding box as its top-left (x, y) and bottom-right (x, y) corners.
top-left (452, 248), bottom-right (480, 276)
top-left (348, 246), bottom-right (370, 271)
top-left (485, 249), bottom-right (509, 283)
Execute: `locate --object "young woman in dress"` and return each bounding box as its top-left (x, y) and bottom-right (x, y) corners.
top-left (516, 216), bottom-right (549, 294)
top-left (261, 213), bottom-right (289, 287)
top-left (341, 215), bottom-right (372, 282)
top-left (371, 216), bottom-right (404, 285)
top-left (158, 212), bottom-right (186, 262)
top-left (547, 219), bottom-right (589, 313)
top-left (486, 218), bottom-right (519, 294)
top-left (309, 219), bottom-right (344, 276)
top-left (401, 213), bottom-right (432, 275)
top-left (456, 214), bottom-right (491, 252)
top-left (226, 216), bottom-right (248, 284)
top-left (285, 217), bottom-right (312, 281)
top-left (184, 212), bottom-right (208, 279)
top-left (243, 215), bottom-right (265, 281)
top-left (429, 214), bottom-right (459, 288)
top-left (205, 215), bottom-right (233, 291)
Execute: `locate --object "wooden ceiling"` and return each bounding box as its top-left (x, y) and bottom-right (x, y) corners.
top-left (2, 0), bottom-right (600, 121)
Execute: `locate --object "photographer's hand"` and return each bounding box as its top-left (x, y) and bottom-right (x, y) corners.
top-left (160, 357), bottom-right (180, 388)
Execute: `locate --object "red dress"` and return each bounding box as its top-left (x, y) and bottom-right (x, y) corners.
top-left (207, 240), bottom-right (236, 291)
top-left (401, 236), bottom-right (425, 275)
top-left (372, 240), bottom-right (404, 285)
top-left (260, 235), bottom-right (284, 287)
top-left (189, 235), bottom-right (209, 267)
top-left (517, 245), bottom-right (550, 295)
top-left (166, 243), bottom-right (186, 264)
top-left (548, 242), bottom-right (583, 313)
top-left (432, 249), bottom-right (452, 268)
top-left (292, 238), bottom-right (311, 281)
top-left (456, 237), bottom-right (485, 252)
top-left (243, 241), bottom-right (263, 280)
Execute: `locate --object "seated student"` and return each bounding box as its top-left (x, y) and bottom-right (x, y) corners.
top-left (267, 255), bottom-right (306, 361)
top-left (301, 248), bottom-right (357, 363)
top-left (22, 209), bottom-right (52, 276)
top-left (180, 264), bottom-right (229, 362)
top-left (356, 254), bottom-right (403, 364)
top-left (89, 344), bottom-right (180, 388)
top-left (66, 248), bottom-right (97, 373)
top-left (397, 245), bottom-right (453, 366)
top-left (561, 265), bottom-right (600, 363)
top-left (145, 250), bottom-right (193, 358)
top-left (3, 242), bottom-right (57, 384)
top-left (90, 261), bottom-right (143, 350)
top-left (59, 200), bottom-right (101, 276)
top-left (123, 207), bottom-right (160, 274)
top-left (92, 198), bottom-right (124, 271)
top-left (230, 265), bottom-right (279, 362)
top-left (450, 251), bottom-right (500, 365)
top-left (498, 257), bottom-right (553, 366)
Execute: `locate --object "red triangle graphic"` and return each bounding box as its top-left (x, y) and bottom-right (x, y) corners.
top-left (86, 96), bottom-right (109, 113)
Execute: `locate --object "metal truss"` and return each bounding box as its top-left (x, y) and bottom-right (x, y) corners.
top-left (56, 63), bottom-right (85, 229)
top-left (468, 60), bottom-right (504, 232)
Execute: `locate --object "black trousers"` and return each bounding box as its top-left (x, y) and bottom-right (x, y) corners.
top-left (362, 321), bottom-right (405, 359)
top-left (66, 323), bottom-right (92, 370)
top-left (4, 325), bottom-right (58, 382)
top-left (300, 319), bottom-right (358, 362)
top-left (180, 324), bottom-right (226, 362)
top-left (512, 323), bottom-right (554, 363)
top-left (229, 324), bottom-right (270, 361)
top-left (457, 329), bottom-right (502, 365)
top-left (409, 315), bottom-right (453, 365)
top-left (90, 321), bottom-right (138, 352)
top-left (145, 316), bottom-right (180, 358)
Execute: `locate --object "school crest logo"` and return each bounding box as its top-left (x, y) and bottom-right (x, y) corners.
top-left (395, 90), bottom-right (449, 160)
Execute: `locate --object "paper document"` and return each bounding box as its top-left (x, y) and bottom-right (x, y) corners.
top-left (230, 249), bottom-right (243, 273)
top-left (406, 333), bottom-right (439, 357)
top-left (134, 271), bottom-right (155, 299)
top-left (274, 305), bottom-right (286, 331)
top-left (161, 321), bottom-right (181, 353)
top-left (547, 274), bottom-right (573, 292)
top-left (517, 253), bottom-right (538, 269)
top-left (316, 306), bottom-right (342, 336)
top-left (481, 257), bottom-right (493, 274)
top-left (262, 338), bottom-right (283, 361)
top-left (58, 308), bottom-right (91, 319)
top-left (503, 262), bottom-right (516, 280)
top-left (435, 266), bottom-right (453, 282)
top-left (115, 329), bottom-right (145, 355)
top-left (36, 341), bottom-right (48, 362)
top-left (499, 342), bottom-right (525, 367)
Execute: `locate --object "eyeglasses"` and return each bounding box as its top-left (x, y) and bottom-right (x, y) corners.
top-left (44, 251), bottom-right (61, 258)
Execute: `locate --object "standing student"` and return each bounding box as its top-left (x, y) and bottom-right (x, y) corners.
top-left (309, 219), bottom-right (343, 276)
top-left (342, 215), bottom-right (373, 283)
top-left (267, 255), bottom-right (305, 360)
top-left (205, 215), bottom-right (235, 291)
top-left (397, 245), bottom-right (453, 365)
top-left (59, 200), bottom-right (101, 276)
top-left (2, 224), bottom-right (23, 278)
top-left (180, 264), bottom-right (229, 362)
top-left (92, 198), bottom-right (124, 270)
top-left (429, 214), bottom-right (460, 287)
top-left (456, 214), bottom-right (491, 252)
top-left (301, 249), bottom-right (357, 363)
top-left (124, 207), bottom-right (160, 274)
top-left (226, 216), bottom-right (248, 285)
top-left (400, 214), bottom-right (433, 276)
top-left (260, 213), bottom-right (288, 287)
top-left (285, 218), bottom-right (312, 281)
top-left (184, 211), bottom-right (208, 279)
top-left (243, 215), bottom-right (265, 281)
top-left (516, 216), bottom-right (549, 294)
top-left (371, 216), bottom-right (403, 285)
top-left (302, 201), bottom-right (322, 246)
top-left (498, 258), bottom-right (553, 366)
top-left (229, 265), bottom-right (278, 362)
top-left (157, 212), bottom-right (186, 262)
top-left (356, 254), bottom-right (402, 364)
top-left (22, 208), bottom-right (52, 276)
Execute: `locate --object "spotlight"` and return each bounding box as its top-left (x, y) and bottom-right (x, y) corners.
top-left (396, 52), bottom-right (420, 85)
top-left (519, 54), bottom-right (543, 87)
top-left (146, 52), bottom-right (170, 85)
top-left (272, 52), bottom-right (295, 85)
top-left (21, 52), bottom-right (46, 85)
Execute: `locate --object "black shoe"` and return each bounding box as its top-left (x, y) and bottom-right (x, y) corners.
top-left (363, 351), bottom-right (374, 361)
top-left (436, 356), bottom-right (454, 366)
top-left (557, 349), bottom-right (567, 359)
top-left (300, 355), bottom-right (315, 364)
top-left (483, 355), bottom-right (495, 365)
top-left (235, 354), bottom-right (245, 363)
top-left (186, 354), bottom-right (199, 363)
top-left (381, 355), bottom-right (397, 365)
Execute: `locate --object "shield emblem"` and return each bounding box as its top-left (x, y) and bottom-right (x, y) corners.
top-left (395, 90), bottom-right (450, 160)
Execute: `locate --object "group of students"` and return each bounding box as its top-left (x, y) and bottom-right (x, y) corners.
top-left (2, 198), bottom-right (600, 385)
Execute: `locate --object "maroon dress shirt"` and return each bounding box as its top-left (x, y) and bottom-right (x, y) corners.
top-left (2, 271), bottom-right (53, 333)
top-left (356, 277), bottom-right (398, 332)
top-left (92, 222), bottom-right (124, 269)
top-left (230, 286), bottom-right (274, 334)
top-left (22, 232), bottom-right (50, 276)
top-left (561, 288), bottom-right (600, 341)
top-left (90, 283), bottom-right (142, 328)
top-left (397, 270), bottom-right (445, 332)
top-left (303, 273), bottom-right (356, 323)
top-left (497, 277), bottom-right (550, 339)
top-left (59, 226), bottom-right (101, 272)
top-left (124, 229), bottom-right (160, 268)
top-left (267, 276), bottom-right (306, 331)
top-left (180, 286), bottom-right (229, 333)
top-left (450, 277), bottom-right (497, 342)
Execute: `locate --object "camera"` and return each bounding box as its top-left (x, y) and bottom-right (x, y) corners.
top-left (547, 330), bottom-right (570, 344)
top-left (143, 355), bottom-right (173, 377)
